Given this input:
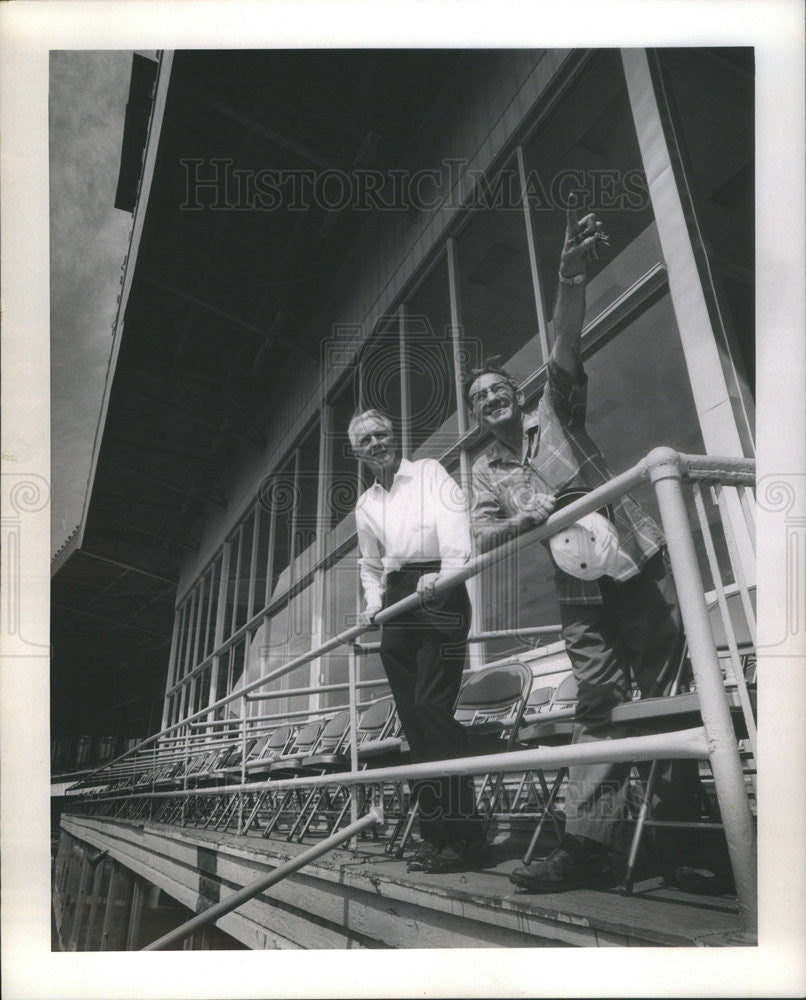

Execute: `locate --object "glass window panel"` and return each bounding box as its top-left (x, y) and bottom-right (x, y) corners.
top-left (174, 602), bottom-right (190, 682)
top-left (405, 258), bottom-right (458, 460)
top-left (203, 558), bottom-right (220, 658)
top-left (198, 665), bottom-right (211, 713)
top-left (244, 585), bottom-right (314, 718)
top-left (522, 50), bottom-right (659, 334)
top-left (658, 47), bottom-right (754, 396)
top-left (327, 372), bottom-right (361, 532)
top-left (215, 654), bottom-right (229, 703)
top-left (359, 316), bottom-right (402, 436)
top-left (194, 576), bottom-right (208, 666)
top-left (455, 164), bottom-right (542, 385)
top-left (268, 458), bottom-right (295, 597)
top-left (294, 427), bottom-right (320, 571)
top-left (229, 639), bottom-right (246, 697)
top-left (235, 510), bottom-right (255, 630)
top-left (253, 501), bottom-right (271, 612)
top-left (224, 530), bottom-right (242, 638)
top-left (321, 547), bottom-right (360, 710)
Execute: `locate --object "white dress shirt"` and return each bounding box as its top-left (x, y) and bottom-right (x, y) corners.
top-left (355, 458), bottom-right (472, 608)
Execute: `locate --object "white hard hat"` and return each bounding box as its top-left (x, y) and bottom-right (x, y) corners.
top-left (549, 510), bottom-right (623, 580)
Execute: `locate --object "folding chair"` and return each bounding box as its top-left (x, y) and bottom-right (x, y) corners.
top-left (235, 724), bottom-right (297, 833)
top-left (251, 718), bottom-right (328, 838)
top-left (453, 660), bottom-right (534, 824)
top-left (292, 696), bottom-right (400, 842)
top-left (207, 730), bottom-right (272, 831)
top-left (521, 685), bottom-right (554, 722)
top-left (192, 738), bottom-right (258, 828)
top-left (284, 710), bottom-right (353, 841)
top-left (387, 660), bottom-right (533, 857)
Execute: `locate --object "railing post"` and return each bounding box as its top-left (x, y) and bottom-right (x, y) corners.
top-left (239, 693), bottom-right (247, 833)
top-left (181, 724), bottom-right (190, 826)
top-left (347, 644), bottom-right (360, 844)
top-left (647, 447), bottom-right (757, 935)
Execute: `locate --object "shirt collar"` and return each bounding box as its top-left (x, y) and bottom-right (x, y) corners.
top-left (486, 411), bottom-right (540, 466)
top-left (368, 456), bottom-right (415, 490)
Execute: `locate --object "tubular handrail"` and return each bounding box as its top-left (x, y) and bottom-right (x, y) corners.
top-left (72, 456), bottom-right (661, 785)
top-left (66, 448), bottom-right (758, 932)
top-left (68, 449), bottom-right (753, 787)
top-left (79, 727), bottom-right (712, 805)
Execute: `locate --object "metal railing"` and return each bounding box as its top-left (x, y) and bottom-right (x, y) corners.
top-left (65, 447), bottom-right (757, 936)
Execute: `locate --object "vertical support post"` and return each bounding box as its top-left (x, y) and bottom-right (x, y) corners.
top-left (238, 692), bottom-right (247, 833)
top-left (100, 863), bottom-right (121, 951)
top-left (446, 237), bottom-right (483, 671)
top-left (347, 643), bottom-right (361, 845)
top-left (209, 542), bottom-right (232, 725)
top-left (247, 504), bottom-right (260, 622)
top-left (181, 723), bottom-right (190, 826)
top-left (66, 850), bottom-right (90, 950)
top-left (516, 144), bottom-right (551, 363)
top-left (83, 857), bottom-right (105, 950)
top-left (621, 48), bottom-right (755, 579)
top-left (230, 525), bottom-right (244, 636)
top-left (398, 304), bottom-right (411, 460)
top-left (125, 878), bottom-right (144, 950)
top-left (161, 611), bottom-right (182, 731)
top-left (204, 564), bottom-right (216, 660)
top-left (309, 406), bottom-right (333, 717)
top-left (648, 448), bottom-right (757, 934)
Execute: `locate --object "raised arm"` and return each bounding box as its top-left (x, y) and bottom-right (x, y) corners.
top-left (551, 195), bottom-right (609, 374)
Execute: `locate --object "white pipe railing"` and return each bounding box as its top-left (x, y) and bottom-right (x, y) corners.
top-left (66, 448), bottom-right (757, 932)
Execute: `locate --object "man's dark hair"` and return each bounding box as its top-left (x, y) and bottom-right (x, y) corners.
top-left (463, 356), bottom-right (519, 406)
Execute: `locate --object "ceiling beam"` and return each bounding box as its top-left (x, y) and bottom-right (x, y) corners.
top-left (175, 80), bottom-right (338, 171)
top-left (118, 382), bottom-right (256, 447)
top-left (142, 274), bottom-right (317, 362)
top-left (78, 549), bottom-right (178, 586)
top-left (53, 603), bottom-right (170, 640)
top-left (97, 510), bottom-right (199, 552)
top-left (106, 457), bottom-right (227, 509)
top-left (108, 436), bottom-right (222, 467)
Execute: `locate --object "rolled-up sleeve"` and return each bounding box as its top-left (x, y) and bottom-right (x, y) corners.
top-left (355, 502), bottom-right (385, 608)
top-left (545, 357), bottom-right (587, 429)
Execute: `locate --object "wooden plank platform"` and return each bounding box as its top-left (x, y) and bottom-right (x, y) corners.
top-left (61, 814), bottom-right (752, 949)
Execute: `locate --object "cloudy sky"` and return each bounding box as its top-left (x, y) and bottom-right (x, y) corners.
top-left (49, 50), bottom-right (136, 555)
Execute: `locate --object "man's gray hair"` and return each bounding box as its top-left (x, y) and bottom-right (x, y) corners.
top-left (347, 409), bottom-right (395, 449)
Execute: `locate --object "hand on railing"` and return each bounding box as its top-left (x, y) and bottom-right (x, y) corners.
top-left (358, 603), bottom-right (382, 628)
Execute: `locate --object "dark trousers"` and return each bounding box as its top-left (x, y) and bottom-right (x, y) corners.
top-left (561, 550), bottom-right (703, 862)
top-left (380, 564), bottom-right (483, 848)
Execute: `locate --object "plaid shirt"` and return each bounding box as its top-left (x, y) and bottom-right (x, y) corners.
top-left (470, 356), bottom-right (665, 605)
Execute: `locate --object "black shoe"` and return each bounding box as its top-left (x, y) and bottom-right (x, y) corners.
top-left (419, 838), bottom-right (494, 875)
top-left (663, 865), bottom-right (725, 895)
top-left (509, 835), bottom-right (615, 894)
top-left (406, 839), bottom-right (442, 872)
top-left (460, 837), bottom-right (496, 870)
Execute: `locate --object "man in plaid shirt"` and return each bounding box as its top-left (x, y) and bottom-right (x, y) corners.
top-left (468, 198), bottom-right (707, 894)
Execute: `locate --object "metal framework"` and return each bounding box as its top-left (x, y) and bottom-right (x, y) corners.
top-left (68, 449), bottom-right (757, 935)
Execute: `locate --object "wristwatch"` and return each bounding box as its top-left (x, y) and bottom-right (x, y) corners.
top-left (558, 272), bottom-right (586, 285)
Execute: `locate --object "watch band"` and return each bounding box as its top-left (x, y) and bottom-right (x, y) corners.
top-left (558, 271), bottom-right (586, 285)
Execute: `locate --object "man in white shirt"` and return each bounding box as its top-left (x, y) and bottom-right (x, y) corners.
top-left (350, 408), bottom-right (488, 874)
